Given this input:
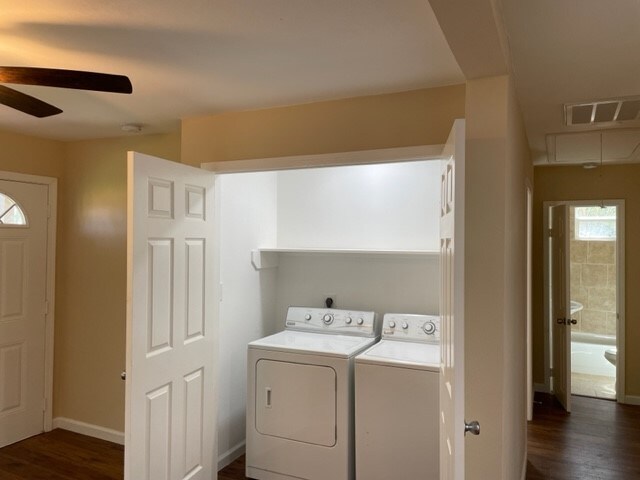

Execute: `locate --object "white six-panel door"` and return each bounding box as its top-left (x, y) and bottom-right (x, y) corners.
top-left (126, 152), bottom-right (217, 480)
top-left (439, 120), bottom-right (465, 480)
top-left (0, 180), bottom-right (48, 447)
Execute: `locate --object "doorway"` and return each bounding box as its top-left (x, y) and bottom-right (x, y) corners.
top-left (543, 200), bottom-right (625, 406)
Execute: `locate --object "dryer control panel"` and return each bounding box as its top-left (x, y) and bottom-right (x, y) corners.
top-left (381, 313), bottom-right (440, 343)
top-left (286, 306), bottom-right (379, 338)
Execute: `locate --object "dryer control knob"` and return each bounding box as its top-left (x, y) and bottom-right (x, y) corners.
top-left (322, 314), bottom-right (334, 325)
top-left (345, 317), bottom-right (353, 324)
top-left (423, 321), bottom-right (436, 335)
top-left (389, 321), bottom-right (396, 328)
top-left (402, 322), bottom-right (409, 330)
top-left (305, 314), bottom-right (312, 321)
top-left (357, 318), bottom-right (364, 325)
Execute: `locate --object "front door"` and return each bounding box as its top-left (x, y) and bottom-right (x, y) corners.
top-left (0, 180), bottom-right (48, 447)
top-left (439, 119), bottom-right (466, 480)
top-left (125, 152), bottom-right (217, 480)
top-left (551, 204), bottom-right (571, 411)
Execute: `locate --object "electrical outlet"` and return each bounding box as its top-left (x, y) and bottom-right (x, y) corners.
top-left (322, 294), bottom-right (337, 308)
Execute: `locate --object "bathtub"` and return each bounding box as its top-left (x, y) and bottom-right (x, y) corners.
top-left (571, 332), bottom-right (616, 377)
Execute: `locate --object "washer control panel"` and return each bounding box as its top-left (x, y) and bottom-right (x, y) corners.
top-left (286, 306), bottom-right (378, 337)
top-left (381, 313), bottom-right (440, 343)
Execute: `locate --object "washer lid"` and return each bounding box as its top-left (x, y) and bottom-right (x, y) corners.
top-left (249, 330), bottom-right (379, 358)
top-left (356, 340), bottom-right (440, 371)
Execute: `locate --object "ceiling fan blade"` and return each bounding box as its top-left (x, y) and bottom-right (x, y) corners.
top-left (0, 84), bottom-right (63, 117)
top-left (0, 67), bottom-right (133, 94)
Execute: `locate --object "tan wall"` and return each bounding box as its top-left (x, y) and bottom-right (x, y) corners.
top-left (533, 164), bottom-right (640, 397)
top-left (0, 129), bottom-right (64, 178)
top-left (54, 132), bottom-right (181, 431)
top-left (464, 75), bottom-right (532, 480)
top-left (181, 85), bottom-right (466, 165)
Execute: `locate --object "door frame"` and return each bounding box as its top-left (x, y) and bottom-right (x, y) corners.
top-left (542, 199), bottom-right (625, 402)
top-left (0, 170), bottom-right (57, 431)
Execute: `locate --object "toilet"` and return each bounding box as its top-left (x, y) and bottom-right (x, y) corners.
top-left (604, 347), bottom-right (617, 366)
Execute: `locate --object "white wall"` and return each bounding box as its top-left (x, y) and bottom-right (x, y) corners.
top-left (216, 171), bottom-right (278, 466)
top-left (276, 161), bottom-right (442, 250)
top-left (275, 253), bottom-right (439, 323)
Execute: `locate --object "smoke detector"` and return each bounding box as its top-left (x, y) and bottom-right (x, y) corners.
top-left (565, 97), bottom-right (640, 127)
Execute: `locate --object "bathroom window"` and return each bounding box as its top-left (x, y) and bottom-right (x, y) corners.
top-left (0, 192), bottom-right (27, 226)
top-left (575, 206), bottom-right (616, 241)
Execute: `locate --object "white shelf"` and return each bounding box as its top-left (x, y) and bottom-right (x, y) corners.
top-left (251, 248), bottom-right (438, 270)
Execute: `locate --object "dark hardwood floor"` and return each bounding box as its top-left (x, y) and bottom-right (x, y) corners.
top-left (2, 396), bottom-right (638, 480)
top-left (0, 429), bottom-right (123, 480)
top-left (526, 393), bottom-right (640, 480)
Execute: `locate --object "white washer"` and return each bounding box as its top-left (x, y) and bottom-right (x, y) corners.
top-left (247, 306), bottom-right (380, 480)
top-left (355, 313), bottom-right (440, 480)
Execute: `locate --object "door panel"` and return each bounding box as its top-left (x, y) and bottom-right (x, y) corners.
top-left (551, 205), bottom-right (571, 411)
top-left (0, 180), bottom-right (48, 448)
top-left (255, 360), bottom-right (336, 446)
top-left (439, 120), bottom-right (465, 480)
top-left (126, 152), bottom-right (216, 480)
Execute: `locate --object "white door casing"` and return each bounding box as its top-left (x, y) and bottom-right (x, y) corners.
top-left (125, 152), bottom-right (217, 480)
top-left (551, 205), bottom-right (571, 412)
top-left (439, 119), bottom-right (465, 480)
top-left (0, 180), bottom-right (48, 447)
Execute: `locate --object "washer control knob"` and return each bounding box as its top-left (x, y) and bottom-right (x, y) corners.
top-left (345, 317), bottom-right (353, 325)
top-left (357, 318), bottom-right (364, 325)
top-left (402, 321), bottom-right (409, 330)
top-left (423, 321), bottom-right (436, 335)
top-left (389, 321), bottom-right (396, 329)
top-left (322, 314), bottom-right (334, 325)
top-left (305, 314), bottom-right (312, 321)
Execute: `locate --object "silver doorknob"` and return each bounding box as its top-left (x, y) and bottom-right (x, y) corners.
top-left (120, 371), bottom-right (126, 380)
top-left (569, 318), bottom-right (577, 325)
top-left (464, 420), bottom-right (480, 436)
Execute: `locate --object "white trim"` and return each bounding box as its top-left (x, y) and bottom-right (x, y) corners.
top-left (0, 170), bottom-right (57, 432)
top-left (52, 417), bottom-right (124, 445)
top-left (526, 181), bottom-right (533, 422)
top-left (534, 382), bottom-right (549, 393)
top-left (542, 199), bottom-right (625, 403)
top-left (623, 395), bottom-right (640, 406)
top-left (201, 145), bottom-right (444, 173)
top-left (217, 440), bottom-right (245, 471)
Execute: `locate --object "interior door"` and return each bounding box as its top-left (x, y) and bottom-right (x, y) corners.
top-left (439, 119), bottom-right (466, 480)
top-left (551, 204), bottom-right (571, 412)
top-left (0, 180), bottom-right (48, 447)
top-left (125, 152), bottom-right (217, 480)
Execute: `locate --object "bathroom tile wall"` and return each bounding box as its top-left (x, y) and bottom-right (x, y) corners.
top-left (569, 208), bottom-right (617, 336)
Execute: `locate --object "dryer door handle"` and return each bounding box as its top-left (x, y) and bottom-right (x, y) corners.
top-left (265, 387), bottom-right (272, 408)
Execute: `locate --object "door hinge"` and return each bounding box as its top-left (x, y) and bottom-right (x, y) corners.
top-left (42, 397), bottom-right (47, 412)
top-left (47, 204), bottom-right (52, 218)
top-left (44, 300), bottom-right (49, 316)
top-left (548, 228), bottom-right (554, 237)
top-left (549, 367), bottom-right (554, 377)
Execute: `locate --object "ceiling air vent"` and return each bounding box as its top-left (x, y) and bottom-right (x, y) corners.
top-left (565, 97), bottom-right (640, 126)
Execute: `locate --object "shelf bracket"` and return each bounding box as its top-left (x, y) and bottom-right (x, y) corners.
top-left (251, 250), bottom-right (279, 270)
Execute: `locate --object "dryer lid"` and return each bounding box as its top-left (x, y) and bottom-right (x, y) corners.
top-left (249, 330), bottom-right (378, 358)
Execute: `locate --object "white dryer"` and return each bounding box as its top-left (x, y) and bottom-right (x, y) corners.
top-left (355, 313), bottom-right (440, 480)
top-left (247, 306), bottom-right (380, 480)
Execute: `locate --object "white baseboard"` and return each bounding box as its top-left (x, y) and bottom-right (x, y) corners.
top-left (521, 453), bottom-right (527, 480)
top-left (218, 440), bottom-right (245, 471)
top-left (534, 382), bottom-right (549, 393)
top-left (52, 417), bottom-right (124, 445)
top-left (623, 395), bottom-right (640, 406)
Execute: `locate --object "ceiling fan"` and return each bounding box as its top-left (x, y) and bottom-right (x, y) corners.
top-left (0, 66), bottom-right (133, 118)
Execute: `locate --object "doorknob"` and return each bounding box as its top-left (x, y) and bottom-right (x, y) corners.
top-left (556, 318), bottom-right (566, 325)
top-left (568, 318), bottom-right (577, 325)
top-left (120, 371), bottom-right (126, 380)
top-left (464, 420), bottom-right (480, 436)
